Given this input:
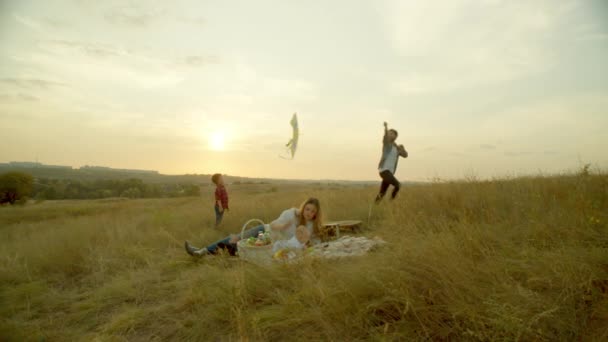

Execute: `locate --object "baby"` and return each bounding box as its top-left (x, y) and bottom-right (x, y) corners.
top-left (272, 225), bottom-right (311, 253)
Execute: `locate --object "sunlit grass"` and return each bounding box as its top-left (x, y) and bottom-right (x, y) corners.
top-left (1, 172), bottom-right (607, 340)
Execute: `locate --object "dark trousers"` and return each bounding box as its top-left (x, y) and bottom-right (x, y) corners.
top-left (214, 204), bottom-right (224, 226)
top-left (206, 224), bottom-right (266, 256)
top-left (376, 170), bottom-right (400, 202)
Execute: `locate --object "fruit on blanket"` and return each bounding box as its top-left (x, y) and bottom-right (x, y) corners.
top-left (273, 249), bottom-right (289, 260)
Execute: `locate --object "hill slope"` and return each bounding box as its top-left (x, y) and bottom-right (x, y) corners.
top-left (0, 172), bottom-right (606, 340)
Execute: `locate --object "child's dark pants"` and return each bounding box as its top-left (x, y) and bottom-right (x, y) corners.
top-left (376, 170), bottom-right (400, 202)
top-left (214, 204), bottom-right (224, 226)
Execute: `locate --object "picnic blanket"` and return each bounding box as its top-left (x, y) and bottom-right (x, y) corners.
top-left (271, 236), bottom-right (387, 263)
top-left (309, 236), bottom-right (387, 259)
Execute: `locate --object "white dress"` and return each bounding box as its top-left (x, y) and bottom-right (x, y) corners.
top-left (270, 208), bottom-right (316, 251)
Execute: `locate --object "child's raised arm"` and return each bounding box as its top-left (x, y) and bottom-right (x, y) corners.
top-left (383, 121), bottom-right (390, 143)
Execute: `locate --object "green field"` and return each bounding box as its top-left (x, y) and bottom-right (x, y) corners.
top-left (1, 173), bottom-right (607, 341)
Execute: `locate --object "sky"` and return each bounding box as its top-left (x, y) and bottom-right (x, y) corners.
top-left (0, 0), bottom-right (607, 181)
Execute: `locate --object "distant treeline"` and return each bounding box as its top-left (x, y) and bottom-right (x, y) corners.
top-left (0, 166), bottom-right (213, 184)
top-left (32, 178), bottom-right (201, 200)
top-left (0, 164), bottom-right (382, 186)
top-left (0, 165), bottom-right (381, 203)
top-left (0, 165), bottom-right (264, 185)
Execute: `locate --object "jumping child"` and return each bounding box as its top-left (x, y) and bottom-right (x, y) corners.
top-left (376, 121), bottom-right (408, 203)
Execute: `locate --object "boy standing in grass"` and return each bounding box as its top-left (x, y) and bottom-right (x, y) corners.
top-left (375, 121), bottom-right (408, 203)
top-left (212, 173), bottom-right (229, 227)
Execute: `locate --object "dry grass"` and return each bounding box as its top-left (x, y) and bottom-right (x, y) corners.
top-left (1, 173), bottom-right (607, 341)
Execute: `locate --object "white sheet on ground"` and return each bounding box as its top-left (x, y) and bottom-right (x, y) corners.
top-left (308, 236), bottom-right (386, 259)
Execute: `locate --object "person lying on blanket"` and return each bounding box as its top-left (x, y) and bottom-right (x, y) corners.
top-left (185, 198), bottom-right (323, 257)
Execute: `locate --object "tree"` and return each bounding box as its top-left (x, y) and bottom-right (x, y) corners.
top-left (0, 172), bottom-right (34, 205)
top-left (181, 184), bottom-right (201, 197)
top-left (121, 187), bottom-right (141, 198)
top-left (41, 187), bottom-right (58, 200)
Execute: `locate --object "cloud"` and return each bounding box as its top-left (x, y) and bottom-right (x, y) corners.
top-left (12, 13), bottom-right (70, 32)
top-left (228, 132), bottom-right (287, 153)
top-left (73, 1), bottom-right (206, 29)
top-left (129, 133), bottom-right (200, 147)
top-left (204, 63), bottom-right (319, 103)
top-left (391, 81), bottom-right (431, 95)
top-left (47, 40), bottom-right (123, 58)
top-left (12, 14), bottom-right (43, 30)
top-left (0, 93), bottom-right (40, 102)
top-left (480, 93), bottom-right (608, 138)
top-left (45, 40), bottom-right (219, 69)
top-left (0, 78), bottom-right (66, 89)
top-left (448, 151), bottom-right (467, 157)
top-left (0, 110), bottom-right (39, 121)
top-left (382, 0), bottom-right (580, 94)
top-left (18, 40), bottom-right (186, 89)
top-left (504, 151), bottom-right (533, 157)
top-left (179, 16), bottom-right (206, 27)
top-left (104, 4), bottom-right (167, 27)
top-left (578, 32), bottom-right (608, 41)
top-left (177, 55), bottom-right (221, 67)
top-left (40, 17), bottom-right (70, 29)
top-left (572, 18), bottom-right (608, 42)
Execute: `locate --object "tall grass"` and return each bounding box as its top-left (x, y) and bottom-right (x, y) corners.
top-left (1, 173), bottom-right (606, 341)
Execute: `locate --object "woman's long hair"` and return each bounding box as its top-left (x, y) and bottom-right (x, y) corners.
top-left (297, 197), bottom-right (324, 241)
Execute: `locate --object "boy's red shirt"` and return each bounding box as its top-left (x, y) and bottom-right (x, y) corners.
top-left (215, 185), bottom-right (229, 210)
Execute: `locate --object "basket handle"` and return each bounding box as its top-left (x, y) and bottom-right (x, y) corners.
top-left (241, 219), bottom-right (266, 240)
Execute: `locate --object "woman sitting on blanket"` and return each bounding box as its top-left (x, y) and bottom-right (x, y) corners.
top-left (185, 198), bottom-right (324, 257)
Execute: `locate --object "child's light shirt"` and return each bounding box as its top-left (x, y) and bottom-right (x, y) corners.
top-left (272, 235), bottom-right (305, 253)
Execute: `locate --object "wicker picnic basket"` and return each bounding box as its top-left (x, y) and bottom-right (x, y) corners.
top-left (236, 219), bottom-right (275, 266)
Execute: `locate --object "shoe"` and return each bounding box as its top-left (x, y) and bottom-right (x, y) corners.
top-left (185, 241), bottom-right (200, 256)
top-left (194, 248), bottom-right (209, 256)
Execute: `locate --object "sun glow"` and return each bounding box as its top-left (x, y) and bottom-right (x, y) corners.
top-left (209, 131), bottom-right (226, 151)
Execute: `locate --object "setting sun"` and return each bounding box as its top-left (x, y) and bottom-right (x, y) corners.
top-left (209, 131), bottom-right (226, 151)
